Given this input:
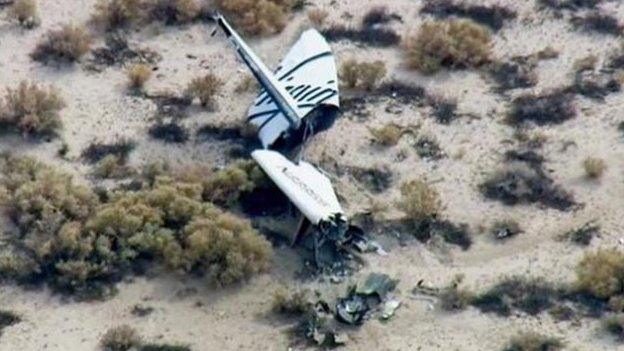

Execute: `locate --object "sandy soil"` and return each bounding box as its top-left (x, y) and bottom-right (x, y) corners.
top-left (1, 0), bottom-right (624, 350)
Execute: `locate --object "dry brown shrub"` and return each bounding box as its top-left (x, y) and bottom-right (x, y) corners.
top-left (583, 157), bottom-right (606, 179)
top-left (369, 123), bottom-right (404, 146)
top-left (148, 0), bottom-right (201, 24)
top-left (126, 64), bottom-right (152, 90)
top-left (576, 249), bottom-right (624, 299)
top-left (404, 19), bottom-right (492, 74)
top-left (186, 73), bottom-right (223, 108)
top-left (398, 179), bottom-right (441, 225)
top-left (214, 0), bottom-right (294, 36)
top-left (0, 81), bottom-right (65, 137)
top-left (503, 331), bottom-right (563, 351)
top-left (91, 0), bottom-right (143, 31)
top-left (307, 8), bottom-right (328, 27)
top-left (31, 25), bottom-right (92, 63)
top-left (339, 59), bottom-right (387, 90)
top-left (100, 325), bottom-right (142, 351)
top-left (10, 0), bottom-right (39, 28)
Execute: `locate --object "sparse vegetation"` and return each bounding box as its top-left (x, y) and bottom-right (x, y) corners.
top-left (507, 90), bottom-right (576, 126)
top-left (101, 325), bottom-right (142, 351)
top-left (272, 288), bottom-right (313, 315)
top-left (201, 160), bottom-right (266, 207)
top-left (428, 94), bottom-right (458, 124)
top-left (0, 80), bottom-right (66, 137)
top-left (439, 284), bottom-right (473, 311)
top-left (538, 0), bottom-right (602, 11)
top-left (93, 155), bottom-right (135, 179)
top-left (31, 25), bottom-right (92, 63)
top-left (472, 277), bottom-right (558, 316)
top-left (9, 0), bottom-right (39, 28)
top-left (0, 310), bottom-right (21, 335)
top-left (348, 166), bottom-right (393, 193)
top-left (126, 64), bottom-right (153, 91)
top-left (307, 8), bottom-right (328, 27)
top-left (340, 59), bottom-right (387, 91)
top-left (583, 157), bottom-right (606, 179)
top-left (214, 0), bottom-right (294, 36)
top-left (186, 73), bottom-right (223, 108)
top-left (91, 0), bottom-right (143, 31)
top-left (404, 19), bottom-right (492, 74)
top-left (576, 249), bottom-right (624, 300)
top-left (603, 314), bottom-right (624, 341)
top-left (414, 136), bottom-right (444, 160)
top-left (148, 0), bottom-right (200, 25)
top-left (562, 222), bottom-right (599, 246)
top-left (421, 0), bottom-right (516, 32)
top-left (572, 12), bottom-right (622, 36)
top-left (82, 139), bottom-right (136, 163)
top-left (488, 59), bottom-right (538, 92)
top-left (362, 6), bottom-right (399, 28)
top-left (369, 123), bottom-right (406, 146)
top-left (322, 25), bottom-right (400, 47)
top-left (148, 122), bottom-right (189, 143)
top-left (502, 332), bottom-right (563, 351)
top-left (398, 179), bottom-right (441, 225)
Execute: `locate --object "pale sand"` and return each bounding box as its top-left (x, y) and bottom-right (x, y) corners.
top-left (1, 0), bottom-right (624, 350)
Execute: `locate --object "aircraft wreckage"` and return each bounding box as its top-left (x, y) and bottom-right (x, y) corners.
top-left (213, 14), bottom-right (382, 273)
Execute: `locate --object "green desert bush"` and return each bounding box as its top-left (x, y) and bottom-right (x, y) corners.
top-left (502, 331), bottom-right (563, 351)
top-left (340, 59), bottom-right (387, 90)
top-left (214, 0), bottom-right (295, 36)
top-left (126, 63), bottom-right (152, 90)
top-left (398, 179), bottom-right (441, 225)
top-left (92, 155), bottom-right (135, 179)
top-left (603, 314), bottom-right (624, 341)
top-left (92, 0), bottom-right (143, 30)
top-left (0, 80), bottom-right (65, 137)
top-left (186, 73), bottom-right (223, 108)
top-left (201, 160), bottom-right (266, 207)
top-left (9, 0), bottom-right (40, 28)
top-left (31, 25), bottom-right (92, 63)
top-left (404, 19), bottom-right (492, 74)
top-left (576, 249), bottom-right (624, 300)
top-left (101, 325), bottom-right (142, 351)
top-left (583, 156), bottom-right (606, 179)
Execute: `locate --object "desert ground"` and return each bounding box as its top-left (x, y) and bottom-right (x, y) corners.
top-left (1, 0), bottom-right (624, 350)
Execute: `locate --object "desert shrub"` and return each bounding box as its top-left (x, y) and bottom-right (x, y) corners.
top-left (0, 80), bottom-right (65, 137)
top-left (398, 179), bottom-right (440, 225)
top-left (147, 0), bottom-right (200, 25)
top-left (0, 310), bottom-right (21, 335)
top-left (502, 332), bottom-right (563, 351)
top-left (439, 285), bottom-right (473, 311)
top-left (583, 157), bottom-right (606, 179)
top-left (404, 19), bottom-right (491, 74)
top-left (82, 139), bottom-right (136, 163)
top-left (322, 25), bottom-right (400, 47)
top-left (576, 249), bottom-right (624, 300)
top-left (91, 0), bottom-right (143, 31)
top-left (472, 277), bottom-right (558, 316)
top-left (202, 160), bottom-right (265, 207)
top-left (93, 155), bottom-right (135, 179)
top-left (101, 325), bottom-right (142, 351)
top-left (31, 25), bottom-right (92, 63)
top-left (148, 122), bottom-right (189, 143)
top-left (427, 94), bottom-right (458, 124)
top-left (421, 0), bottom-right (516, 32)
top-left (362, 6), bottom-right (397, 28)
top-left (570, 70), bottom-right (621, 100)
top-left (480, 165), bottom-right (575, 211)
top-left (538, 0), bottom-right (602, 11)
top-left (562, 222), bottom-right (599, 246)
top-left (348, 166), bottom-right (393, 193)
top-left (126, 64), bottom-right (152, 90)
top-left (307, 8), bottom-right (328, 27)
top-left (9, 0), bottom-right (39, 28)
top-left (414, 136), bottom-right (444, 160)
top-left (272, 288), bottom-right (313, 315)
top-left (507, 90), bottom-right (576, 126)
top-left (89, 34), bottom-right (162, 69)
top-left (140, 344), bottom-right (191, 351)
top-left (340, 59), bottom-right (386, 91)
top-left (603, 314), bottom-right (624, 341)
top-left (369, 123), bottom-right (405, 146)
top-left (214, 0), bottom-right (294, 36)
top-left (376, 80), bottom-right (427, 104)
top-left (572, 12), bottom-right (622, 36)
top-left (186, 73), bottom-right (223, 108)
top-left (488, 59), bottom-right (538, 92)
